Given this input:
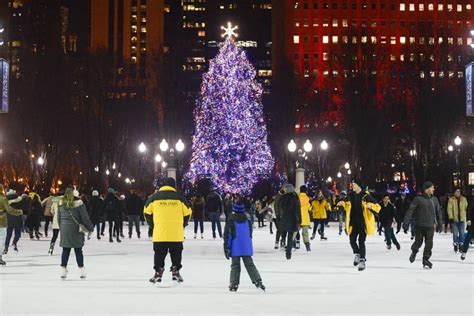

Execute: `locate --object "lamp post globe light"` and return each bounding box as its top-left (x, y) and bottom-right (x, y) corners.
top-left (37, 157), bottom-right (44, 166)
top-left (320, 140), bottom-right (328, 151)
top-left (344, 162), bottom-right (350, 170)
top-left (287, 139), bottom-right (312, 193)
top-left (175, 139), bottom-right (185, 152)
top-left (138, 142), bottom-right (147, 154)
top-left (159, 138), bottom-right (185, 180)
top-left (454, 136), bottom-right (462, 146)
top-left (448, 145), bottom-right (454, 152)
top-left (160, 139), bottom-right (169, 152)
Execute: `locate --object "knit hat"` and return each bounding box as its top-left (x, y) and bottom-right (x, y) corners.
top-left (300, 185), bottom-right (307, 193)
top-left (162, 177), bottom-right (176, 189)
top-left (352, 178), bottom-right (366, 189)
top-left (283, 183), bottom-right (295, 194)
top-left (92, 190), bottom-right (99, 197)
top-left (423, 181), bottom-right (434, 191)
top-left (232, 203), bottom-right (245, 213)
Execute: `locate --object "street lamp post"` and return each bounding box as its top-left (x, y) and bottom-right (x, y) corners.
top-left (160, 139), bottom-right (185, 180)
top-left (409, 149), bottom-right (417, 188)
top-left (317, 140), bottom-right (329, 182)
top-left (288, 139), bottom-right (312, 192)
top-left (454, 136), bottom-right (462, 188)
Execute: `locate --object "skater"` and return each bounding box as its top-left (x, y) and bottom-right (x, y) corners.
top-left (336, 192), bottom-right (349, 235)
top-left (403, 181), bottom-right (442, 269)
top-left (279, 184), bottom-right (301, 260)
top-left (47, 194), bottom-right (62, 255)
top-left (395, 192), bottom-right (411, 234)
top-left (273, 188), bottom-right (285, 249)
top-left (88, 190), bottom-right (104, 240)
top-left (224, 201), bottom-right (265, 292)
top-left (311, 191), bottom-right (331, 240)
top-left (191, 194), bottom-right (205, 239)
top-left (1, 186), bottom-right (23, 264)
top-left (346, 179), bottom-right (381, 271)
top-left (104, 188), bottom-right (122, 243)
top-left (145, 178), bottom-right (192, 284)
top-left (26, 193), bottom-right (42, 240)
top-left (125, 190), bottom-right (143, 239)
top-left (297, 185), bottom-right (312, 251)
top-left (4, 190), bottom-right (24, 254)
top-left (379, 194), bottom-right (401, 250)
top-left (460, 190), bottom-right (474, 260)
top-left (447, 189), bottom-right (467, 253)
top-left (42, 191), bottom-right (57, 238)
top-left (206, 188), bottom-right (223, 239)
top-left (57, 187), bottom-right (94, 279)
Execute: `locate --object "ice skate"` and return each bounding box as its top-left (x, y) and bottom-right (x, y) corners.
top-left (409, 251), bottom-right (417, 263)
top-left (60, 267), bottom-right (68, 279)
top-left (13, 242), bottom-right (18, 252)
top-left (294, 240), bottom-right (300, 249)
top-left (274, 241), bottom-right (279, 249)
top-left (453, 243), bottom-right (458, 253)
top-left (422, 258), bottom-right (433, 269)
top-left (353, 254), bottom-right (360, 266)
top-left (171, 266), bottom-right (183, 283)
top-left (460, 252), bottom-right (466, 260)
top-left (79, 267), bottom-right (87, 279)
top-left (3, 246), bottom-right (8, 255)
top-left (201, 233), bottom-right (204, 239)
top-left (320, 236), bottom-right (327, 241)
top-left (254, 280), bottom-right (266, 292)
top-left (386, 244), bottom-right (392, 250)
top-left (305, 242), bottom-right (311, 252)
top-left (0, 259), bottom-right (6, 266)
top-left (229, 284), bottom-right (238, 292)
top-left (310, 233), bottom-right (316, 240)
top-left (149, 268), bottom-right (164, 283)
top-left (48, 242), bottom-right (55, 255)
top-left (194, 234), bottom-right (197, 239)
top-left (358, 259), bottom-right (366, 271)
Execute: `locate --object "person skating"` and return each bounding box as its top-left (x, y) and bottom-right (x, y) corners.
top-left (125, 190), bottom-right (143, 239)
top-left (346, 179), bottom-right (381, 271)
top-left (224, 200), bottom-right (265, 292)
top-left (0, 185), bottom-right (23, 264)
top-left (310, 191), bottom-right (331, 240)
top-left (88, 190), bottom-right (104, 240)
top-left (191, 194), bottom-right (205, 239)
top-left (395, 192), bottom-right (411, 234)
top-left (145, 178), bottom-right (192, 284)
top-left (273, 188), bottom-right (285, 249)
top-left (336, 192), bottom-right (349, 235)
top-left (279, 184), bottom-right (301, 260)
top-left (298, 185), bottom-right (312, 251)
top-left (447, 189), bottom-right (468, 253)
top-left (41, 190), bottom-right (57, 238)
top-left (206, 188), bottom-right (223, 239)
top-left (57, 187), bottom-right (94, 279)
top-left (26, 193), bottom-right (42, 240)
top-left (379, 194), bottom-right (401, 250)
top-left (47, 194), bottom-right (62, 255)
top-left (4, 190), bottom-right (24, 254)
top-left (104, 188), bottom-right (122, 243)
top-left (403, 181), bottom-right (442, 269)
top-left (460, 191), bottom-right (474, 260)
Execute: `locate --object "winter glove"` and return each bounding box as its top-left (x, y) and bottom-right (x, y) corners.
top-left (402, 223), bottom-right (409, 234)
top-left (223, 243), bottom-right (230, 260)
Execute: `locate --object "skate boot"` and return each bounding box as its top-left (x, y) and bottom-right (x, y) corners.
top-left (461, 252), bottom-right (466, 260)
top-left (171, 266), bottom-right (183, 283)
top-left (409, 251), bottom-right (417, 263)
top-left (48, 242), bottom-right (55, 255)
top-left (254, 280), bottom-right (266, 292)
top-left (194, 234), bottom-right (197, 239)
top-left (137, 232), bottom-right (141, 239)
top-left (60, 267), bottom-right (68, 279)
top-left (45, 230), bottom-right (48, 238)
top-left (280, 240), bottom-right (286, 249)
top-left (12, 242), bottom-right (18, 252)
top-left (320, 236), bottom-right (328, 241)
top-left (3, 246), bottom-right (7, 255)
top-left (339, 227), bottom-right (343, 235)
top-left (116, 237), bottom-right (122, 243)
top-left (422, 258), bottom-right (433, 269)
top-left (79, 267), bottom-right (87, 279)
top-left (453, 243), bottom-right (458, 253)
top-left (149, 268), bottom-right (164, 283)
top-left (395, 243), bottom-right (401, 251)
top-left (201, 233), bottom-right (204, 239)
top-left (295, 240), bottom-right (300, 249)
top-left (353, 254), bottom-right (360, 266)
top-left (305, 242), bottom-right (311, 252)
top-left (0, 259), bottom-right (6, 266)
top-left (274, 241), bottom-right (279, 250)
top-left (386, 244), bottom-right (392, 250)
top-left (35, 231), bottom-right (40, 240)
top-left (358, 259), bottom-right (366, 271)
top-left (229, 284), bottom-right (239, 292)
top-left (310, 233), bottom-right (316, 240)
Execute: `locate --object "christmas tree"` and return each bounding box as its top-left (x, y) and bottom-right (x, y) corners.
top-left (185, 27), bottom-right (274, 194)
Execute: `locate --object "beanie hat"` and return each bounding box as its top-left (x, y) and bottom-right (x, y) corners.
top-left (300, 185), bottom-right (307, 193)
top-left (162, 177), bottom-right (176, 188)
top-left (352, 178), bottom-right (366, 189)
top-left (92, 190), bottom-right (99, 197)
top-left (232, 203), bottom-right (245, 213)
top-left (423, 181), bottom-right (434, 191)
top-left (283, 183), bottom-right (295, 194)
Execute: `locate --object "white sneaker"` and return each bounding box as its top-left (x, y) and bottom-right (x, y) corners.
top-left (79, 267), bottom-right (87, 279)
top-left (60, 267), bottom-right (68, 279)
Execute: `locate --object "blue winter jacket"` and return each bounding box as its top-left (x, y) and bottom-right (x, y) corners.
top-left (224, 211), bottom-right (254, 257)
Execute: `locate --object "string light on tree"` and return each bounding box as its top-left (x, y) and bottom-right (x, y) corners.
top-left (221, 22), bottom-right (238, 38)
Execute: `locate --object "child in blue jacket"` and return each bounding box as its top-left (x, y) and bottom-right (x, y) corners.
top-left (224, 201), bottom-right (265, 292)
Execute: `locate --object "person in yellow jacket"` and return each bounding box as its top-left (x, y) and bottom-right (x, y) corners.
top-left (311, 191), bottom-right (331, 240)
top-left (144, 178), bottom-right (192, 284)
top-left (346, 179), bottom-right (381, 271)
top-left (447, 188), bottom-right (468, 253)
top-left (297, 186), bottom-right (312, 251)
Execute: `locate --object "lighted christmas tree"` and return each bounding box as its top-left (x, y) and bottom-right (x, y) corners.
top-left (185, 24), bottom-right (274, 194)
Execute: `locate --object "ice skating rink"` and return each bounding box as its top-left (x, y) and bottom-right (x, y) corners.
top-left (1, 223), bottom-right (473, 315)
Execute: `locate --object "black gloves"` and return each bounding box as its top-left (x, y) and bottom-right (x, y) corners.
top-left (223, 243), bottom-right (230, 260)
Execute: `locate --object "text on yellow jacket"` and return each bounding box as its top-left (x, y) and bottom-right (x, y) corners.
top-left (144, 186), bottom-right (192, 242)
top-left (298, 192), bottom-right (312, 226)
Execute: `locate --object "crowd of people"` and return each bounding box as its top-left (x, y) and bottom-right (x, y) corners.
top-left (0, 178), bottom-right (473, 291)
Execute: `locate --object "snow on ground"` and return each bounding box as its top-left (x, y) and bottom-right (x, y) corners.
top-left (1, 222), bottom-right (473, 316)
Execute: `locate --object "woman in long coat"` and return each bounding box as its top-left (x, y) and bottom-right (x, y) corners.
top-left (58, 187), bottom-right (94, 279)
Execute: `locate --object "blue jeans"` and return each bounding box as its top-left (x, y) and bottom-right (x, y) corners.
top-left (461, 225), bottom-right (473, 253)
top-left (209, 213), bottom-right (222, 238)
top-left (5, 227), bottom-right (22, 247)
top-left (61, 247), bottom-right (84, 267)
top-left (384, 225), bottom-right (400, 248)
top-left (452, 221), bottom-right (465, 245)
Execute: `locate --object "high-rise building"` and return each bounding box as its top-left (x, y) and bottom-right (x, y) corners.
top-left (163, 0), bottom-right (272, 133)
top-left (273, 0), bottom-right (474, 129)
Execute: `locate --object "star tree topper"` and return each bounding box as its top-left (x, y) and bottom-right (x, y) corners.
top-left (221, 22), bottom-right (238, 39)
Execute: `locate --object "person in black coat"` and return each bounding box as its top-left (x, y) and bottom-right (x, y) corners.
top-left (26, 193), bottom-right (42, 240)
top-left (395, 192), bottom-right (411, 234)
top-left (379, 195), bottom-right (400, 250)
top-left (4, 190), bottom-right (25, 254)
top-left (88, 190), bottom-right (104, 240)
top-left (125, 190), bottom-right (143, 239)
top-left (103, 188), bottom-right (122, 243)
top-left (279, 184), bottom-right (301, 260)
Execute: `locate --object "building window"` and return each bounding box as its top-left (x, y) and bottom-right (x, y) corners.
top-left (198, 31), bottom-right (205, 37)
top-left (304, 53), bottom-right (309, 60)
top-left (467, 4), bottom-right (472, 10)
top-left (457, 37), bottom-right (463, 45)
top-left (323, 2), bottom-right (329, 9)
top-left (332, 19), bottom-right (338, 27)
top-left (333, 2), bottom-right (338, 9)
top-left (304, 36), bottom-right (309, 43)
top-left (438, 37), bottom-right (443, 44)
top-left (323, 20), bottom-right (329, 27)
top-left (409, 37), bottom-right (415, 44)
top-left (313, 36), bottom-right (318, 43)
top-left (457, 4), bottom-right (462, 11)
top-left (293, 35), bottom-right (300, 44)
top-left (419, 37), bottom-right (425, 44)
top-left (371, 36), bottom-right (377, 44)
top-left (342, 36), bottom-right (348, 43)
top-left (371, 21), bottom-right (376, 27)
top-left (313, 53), bottom-right (318, 59)
top-left (323, 36), bottom-right (329, 43)
top-left (428, 3), bottom-right (434, 11)
top-left (342, 19), bottom-right (348, 27)
top-left (438, 4), bottom-right (443, 11)
top-left (361, 36), bottom-right (367, 43)
top-left (295, 21), bottom-right (300, 27)
top-left (332, 36), bottom-right (338, 43)
top-left (419, 3), bottom-right (424, 11)
top-left (390, 36), bottom-right (396, 44)
top-left (323, 52), bottom-right (329, 60)
top-left (429, 37), bottom-right (435, 45)
top-left (409, 3), bottom-right (415, 11)
top-left (352, 36), bottom-right (357, 44)
top-left (400, 37), bottom-right (406, 44)
top-left (400, 3), bottom-right (405, 11)
top-left (447, 4), bottom-right (453, 12)
top-left (313, 2), bottom-right (318, 9)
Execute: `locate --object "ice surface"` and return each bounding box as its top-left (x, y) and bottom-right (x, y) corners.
top-left (1, 223), bottom-right (473, 315)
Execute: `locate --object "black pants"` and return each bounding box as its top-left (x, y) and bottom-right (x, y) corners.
top-left (128, 215), bottom-right (141, 237)
top-left (194, 219), bottom-right (204, 234)
top-left (411, 226), bottom-right (435, 259)
top-left (384, 225), bottom-right (400, 247)
top-left (61, 247), bottom-right (84, 267)
top-left (51, 229), bottom-right (60, 244)
top-left (153, 242), bottom-right (183, 271)
top-left (283, 230), bottom-right (294, 257)
top-left (44, 216), bottom-right (52, 235)
top-left (108, 219), bottom-right (119, 239)
top-left (274, 219), bottom-right (281, 242)
top-left (313, 219), bottom-right (325, 236)
top-left (5, 227), bottom-right (21, 247)
top-left (101, 220), bottom-right (106, 234)
top-left (349, 225), bottom-right (367, 259)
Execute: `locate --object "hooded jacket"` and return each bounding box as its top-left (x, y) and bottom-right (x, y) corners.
top-left (298, 192), bottom-right (312, 226)
top-left (404, 193), bottom-right (442, 228)
top-left (447, 195), bottom-right (468, 223)
top-left (224, 205), bottom-right (253, 257)
top-left (279, 192), bottom-right (301, 232)
top-left (1, 194), bottom-right (23, 228)
top-left (311, 198), bottom-right (332, 219)
top-left (345, 191), bottom-right (381, 235)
